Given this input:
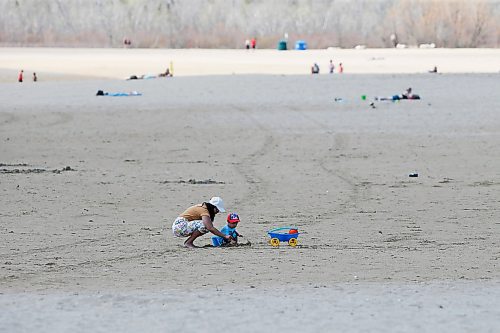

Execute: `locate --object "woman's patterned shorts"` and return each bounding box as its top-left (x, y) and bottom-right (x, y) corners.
top-left (172, 217), bottom-right (209, 237)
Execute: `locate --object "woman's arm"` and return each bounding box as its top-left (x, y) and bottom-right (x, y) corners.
top-left (202, 216), bottom-right (232, 240)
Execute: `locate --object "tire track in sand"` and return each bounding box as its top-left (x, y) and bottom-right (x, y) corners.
top-left (231, 106), bottom-right (275, 208)
top-left (289, 106), bottom-right (370, 217)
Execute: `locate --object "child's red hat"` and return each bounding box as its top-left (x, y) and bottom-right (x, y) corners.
top-left (227, 213), bottom-right (240, 223)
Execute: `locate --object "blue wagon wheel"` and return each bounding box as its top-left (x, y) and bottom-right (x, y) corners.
top-left (270, 238), bottom-right (280, 247)
top-left (288, 238), bottom-right (298, 247)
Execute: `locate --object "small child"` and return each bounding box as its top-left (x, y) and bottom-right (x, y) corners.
top-left (212, 213), bottom-right (241, 247)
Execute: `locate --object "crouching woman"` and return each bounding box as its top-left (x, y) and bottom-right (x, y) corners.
top-left (172, 196), bottom-right (232, 248)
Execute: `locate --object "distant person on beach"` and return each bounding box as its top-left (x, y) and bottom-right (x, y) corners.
top-left (251, 38), bottom-right (256, 49)
top-left (390, 33), bottom-right (398, 48)
top-left (18, 70), bottom-right (23, 82)
top-left (375, 87), bottom-right (420, 101)
top-left (126, 74), bottom-right (157, 80)
top-left (329, 60), bottom-right (335, 74)
top-left (338, 63), bottom-right (344, 73)
top-left (96, 90), bottom-right (142, 96)
top-left (32, 72), bottom-right (37, 82)
top-left (159, 68), bottom-right (172, 77)
top-left (211, 213), bottom-right (241, 247)
top-left (401, 87), bottom-right (420, 99)
top-left (172, 196), bottom-right (233, 248)
top-left (311, 63), bottom-right (320, 74)
top-left (245, 39), bottom-right (250, 49)
top-left (429, 66), bottom-right (438, 73)
top-left (375, 95), bottom-right (402, 101)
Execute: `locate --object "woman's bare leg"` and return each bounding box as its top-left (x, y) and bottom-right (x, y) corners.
top-left (184, 230), bottom-right (202, 248)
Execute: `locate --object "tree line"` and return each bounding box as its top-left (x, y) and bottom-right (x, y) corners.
top-left (0, 0), bottom-right (498, 48)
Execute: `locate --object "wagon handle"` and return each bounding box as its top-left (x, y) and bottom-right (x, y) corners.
top-left (268, 226), bottom-right (298, 233)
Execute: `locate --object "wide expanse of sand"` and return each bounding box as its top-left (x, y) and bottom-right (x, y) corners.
top-left (0, 47), bottom-right (499, 81)
top-left (1, 48), bottom-right (500, 332)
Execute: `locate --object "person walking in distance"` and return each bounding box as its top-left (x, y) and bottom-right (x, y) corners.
top-left (18, 70), bottom-right (23, 82)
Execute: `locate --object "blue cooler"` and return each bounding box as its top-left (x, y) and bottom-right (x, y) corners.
top-left (295, 40), bottom-right (307, 50)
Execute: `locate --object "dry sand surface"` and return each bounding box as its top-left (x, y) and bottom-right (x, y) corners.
top-left (0, 47), bottom-right (499, 81)
top-left (1, 48), bottom-right (500, 332)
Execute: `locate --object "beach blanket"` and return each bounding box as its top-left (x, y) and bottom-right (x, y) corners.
top-left (96, 90), bottom-right (142, 96)
top-left (108, 91), bottom-right (142, 96)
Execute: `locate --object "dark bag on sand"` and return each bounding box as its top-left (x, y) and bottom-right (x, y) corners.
top-left (96, 90), bottom-right (104, 96)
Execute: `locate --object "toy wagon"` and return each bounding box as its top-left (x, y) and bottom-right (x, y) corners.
top-left (268, 227), bottom-right (300, 247)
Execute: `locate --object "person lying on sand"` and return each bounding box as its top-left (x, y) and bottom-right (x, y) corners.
top-left (158, 68), bottom-right (172, 77)
top-left (401, 87), bottom-right (420, 99)
top-left (374, 87), bottom-right (420, 101)
top-left (96, 90), bottom-right (141, 96)
top-left (172, 196), bottom-right (233, 248)
top-left (211, 213), bottom-right (241, 247)
top-left (126, 74), bottom-right (157, 80)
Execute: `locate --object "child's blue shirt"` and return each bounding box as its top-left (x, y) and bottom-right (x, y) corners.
top-left (212, 225), bottom-right (238, 247)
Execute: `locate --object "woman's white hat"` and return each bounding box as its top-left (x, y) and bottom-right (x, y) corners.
top-left (209, 196), bottom-right (226, 212)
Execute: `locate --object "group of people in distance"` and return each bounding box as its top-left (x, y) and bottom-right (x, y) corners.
top-left (123, 38), bottom-right (132, 47)
top-left (245, 38), bottom-right (257, 49)
top-left (18, 69), bottom-right (37, 82)
top-left (311, 60), bottom-right (343, 74)
top-left (312, 62), bottom-right (436, 76)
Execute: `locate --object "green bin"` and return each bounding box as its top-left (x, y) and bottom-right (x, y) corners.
top-left (277, 40), bottom-right (287, 51)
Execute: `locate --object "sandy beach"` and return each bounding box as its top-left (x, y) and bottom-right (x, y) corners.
top-left (1, 47), bottom-right (499, 81)
top-left (1, 48), bottom-right (499, 332)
